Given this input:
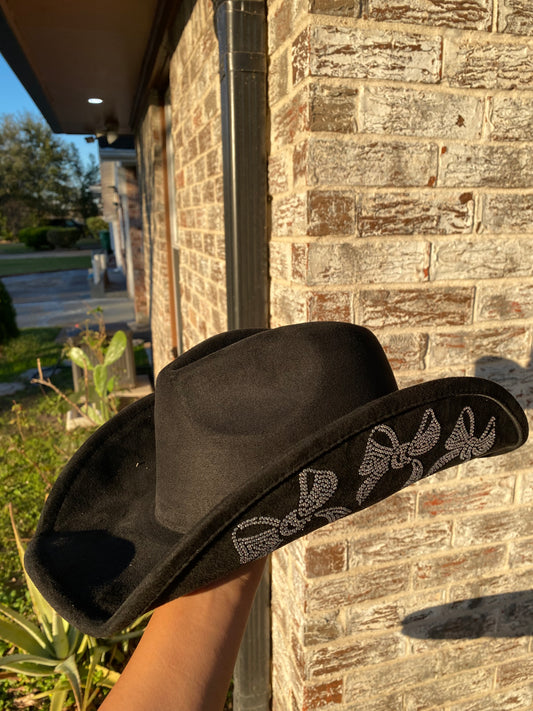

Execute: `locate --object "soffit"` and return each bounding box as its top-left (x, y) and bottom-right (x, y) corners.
top-left (0, 0), bottom-right (169, 135)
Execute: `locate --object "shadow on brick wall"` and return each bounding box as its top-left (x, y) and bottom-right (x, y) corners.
top-left (402, 354), bottom-right (533, 641)
top-left (475, 355), bottom-right (533, 412)
top-left (401, 590), bottom-right (533, 639)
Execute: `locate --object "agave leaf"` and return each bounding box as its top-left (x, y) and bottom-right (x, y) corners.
top-left (105, 611), bottom-right (150, 643)
top-left (49, 685), bottom-right (70, 711)
top-left (76, 634), bottom-right (90, 657)
top-left (0, 602), bottom-right (51, 654)
top-left (82, 644), bottom-right (107, 709)
top-left (32, 678), bottom-right (69, 698)
top-left (52, 611), bottom-right (70, 659)
top-left (95, 664), bottom-right (121, 688)
top-left (8, 504), bottom-right (55, 638)
top-left (55, 654), bottom-right (82, 711)
top-left (0, 616), bottom-right (48, 656)
top-left (0, 652), bottom-right (59, 676)
top-left (104, 331), bottom-right (127, 366)
top-left (105, 627), bottom-right (145, 644)
top-left (66, 626), bottom-right (84, 658)
top-left (69, 347), bottom-right (93, 371)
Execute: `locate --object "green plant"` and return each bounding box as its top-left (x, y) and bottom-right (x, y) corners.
top-left (85, 217), bottom-right (109, 237)
top-left (17, 227), bottom-right (53, 251)
top-left (0, 506), bottom-right (148, 710)
top-left (0, 255), bottom-right (92, 278)
top-left (33, 310), bottom-right (127, 426)
top-left (0, 278), bottom-right (18, 345)
top-left (0, 396), bottom-right (90, 590)
top-left (46, 228), bottom-right (80, 250)
top-left (0, 327), bottom-right (61, 381)
top-left (0, 214), bottom-right (14, 241)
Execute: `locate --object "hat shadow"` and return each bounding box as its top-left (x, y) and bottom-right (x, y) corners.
top-left (401, 590), bottom-right (533, 639)
top-left (474, 353), bottom-right (533, 413)
top-left (401, 352), bottom-right (533, 641)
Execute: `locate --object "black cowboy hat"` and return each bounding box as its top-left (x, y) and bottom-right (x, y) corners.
top-left (25, 322), bottom-right (528, 636)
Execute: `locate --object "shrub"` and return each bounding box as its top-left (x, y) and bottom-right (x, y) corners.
top-left (0, 279), bottom-right (18, 344)
top-left (86, 216), bottom-right (109, 237)
top-left (17, 226), bottom-right (52, 251)
top-left (46, 227), bottom-right (81, 249)
top-left (0, 214), bottom-right (14, 241)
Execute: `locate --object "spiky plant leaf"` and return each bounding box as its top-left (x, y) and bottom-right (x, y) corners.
top-left (0, 615), bottom-right (48, 656)
top-left (0, 600), bottom-right (49, 648)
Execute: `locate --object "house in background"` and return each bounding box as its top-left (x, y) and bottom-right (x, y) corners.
top-left (1, 1), bottom-right (532, 709)
top-left (98, 135), bottom-right (148, 324)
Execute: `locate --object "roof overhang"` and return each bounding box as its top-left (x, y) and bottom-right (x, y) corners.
top-left (0, 0), bottom-right (180, 136)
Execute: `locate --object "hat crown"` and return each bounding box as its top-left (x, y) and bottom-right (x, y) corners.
top-left (154, 322), bottom-right (397, 533)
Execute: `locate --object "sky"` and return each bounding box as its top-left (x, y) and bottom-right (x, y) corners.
top-left (0, 53), bottom-right (99, 167)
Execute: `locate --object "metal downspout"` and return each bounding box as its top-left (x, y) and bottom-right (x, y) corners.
top-left (214, 0), bottom-right (269, 331)
top-left (213, 1), bottom-right (270, 710)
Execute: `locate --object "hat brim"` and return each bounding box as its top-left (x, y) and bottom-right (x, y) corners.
top-left (25, 376), bottom-right (527, 636)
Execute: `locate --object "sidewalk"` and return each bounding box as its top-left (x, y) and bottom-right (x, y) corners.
top-left (3, 267), bottom-right (135, 330)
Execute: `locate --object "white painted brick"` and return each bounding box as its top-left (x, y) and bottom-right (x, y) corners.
top-left (354, 239), bottom-right (430, 284)
top-left (308, 137), bottom-right (438, 187)
top-left (481, 193), bottom-right (533, 234)
top-left (444, 35), bottom-right (533, 89)
top-left (359, 191), bottom-right (474, 237)
top-left (476, 282), bottom-right (533, 321)
top-left (307, 242), bottom-right (356, 284)
top-left (489, 94), bottom-right (533, 141)
top-left (309, 25), bottom-right (442, 83)
top-left (431, 237), bottom-right (533, 280)
top-left (426, 327), bottom-right (530, 367)
top-left (498, 0), bottom-right (533, 36)
top-left (439, 144), bottom-right (533, 188)
top-left (360, 86), bottom-right (484, 140)
top-left (366, 0), bottom-right (492, 31)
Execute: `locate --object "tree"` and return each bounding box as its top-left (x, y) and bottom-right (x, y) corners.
top-left (66, 143), bottom-right (100, 221)
top-left (0, 112), bottom-right (100, 237)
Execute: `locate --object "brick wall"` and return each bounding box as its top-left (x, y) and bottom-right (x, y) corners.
top-left (137, 0), bottom-right (225, 372)
top-left (168, 0), bottom-right (227, 352)
top-left (268, 1), bottom-right (533, 709)
top-left (124, 165), bottom-right (149, 324)
top-left (137, 102), bottom-right (175, 375)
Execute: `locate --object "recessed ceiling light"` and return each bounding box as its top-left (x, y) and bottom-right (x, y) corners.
top-left (88, 98), bottom-right (103, 104)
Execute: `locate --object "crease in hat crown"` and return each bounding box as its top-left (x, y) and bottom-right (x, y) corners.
top-left (153, 322), bottom-right (398, 533)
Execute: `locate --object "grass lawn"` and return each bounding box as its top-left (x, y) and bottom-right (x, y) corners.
top-left (0, 328), bottom-right (83, 588)
top-left (0, 327), bottom-right (63, 380)
top-left (0, 242), bottom-right (31, 255)
top-left (0, 326), bottom-right (158, 710)
top-left (0, 254), bottom-right (92, 277)
top-left (0, 239), bottom-right (100, 255)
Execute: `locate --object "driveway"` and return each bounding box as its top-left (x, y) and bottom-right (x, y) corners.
top-left (3, 268), bottom-right (135, 329)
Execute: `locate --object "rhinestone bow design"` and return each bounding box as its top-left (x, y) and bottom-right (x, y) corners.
top-left (427, 406), bottom-right (496, 476)
top-left (356, 409), bottom-right (441, 505)
top-left (231, 407), bottom-right (498, 564)
top-left (232, 469), bottom-right (350, 564)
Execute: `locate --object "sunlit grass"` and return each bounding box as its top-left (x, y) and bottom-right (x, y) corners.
top-left (0, 327), bottom-right (63, 381)
top-left (0, 255), bottom-right (92, 277)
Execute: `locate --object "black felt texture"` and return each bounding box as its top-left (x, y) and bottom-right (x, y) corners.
top-left (24, 322), bottom-right (529, 636)
top-left (155, 322), bottom-right (397, 531)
